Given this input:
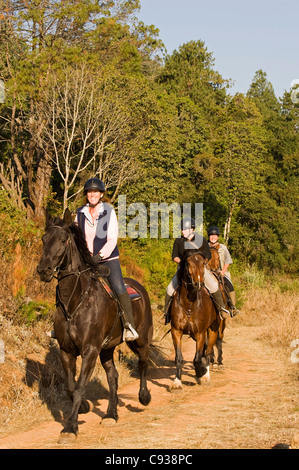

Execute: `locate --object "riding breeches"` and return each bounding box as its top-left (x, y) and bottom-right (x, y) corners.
top-left (102, 259), bottom-right (127, 296)
top-left (166, 266), bottom-right (219, 296)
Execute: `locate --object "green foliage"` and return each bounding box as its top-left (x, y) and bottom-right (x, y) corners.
top-left (120, 237), bottom-right (175, 299)
top-left (0, 2), bottom-right (298, 274)
top-left (16, 297), bottom-right (55, 325)
top-left (0, 189), bottom-right (39, 258)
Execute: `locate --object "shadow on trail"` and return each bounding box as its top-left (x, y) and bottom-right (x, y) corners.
top-left (23, 342), bottom-right (109, 424)
top-left (23, 337), bottom-right (202, 424)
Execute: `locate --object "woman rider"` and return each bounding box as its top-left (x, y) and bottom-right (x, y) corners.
top-left (164, 218), bottom-right (230, 322)
top-left (76, 177), bottom-right (139, 342)
top-left (208, 225), bottom-right (239, 315)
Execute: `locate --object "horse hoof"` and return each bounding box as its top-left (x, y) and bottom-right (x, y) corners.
top-left (139, 390), bottom-right (151, 406)
top-left (196, 365), bottom-right (210, 384)
top-left (201, 377), bottom-right (210, 385)
top-left (79, 399), bottom-right (94, 414)
top-left (170, 378), bottom-right (183, 392)
top-left (58, 432), bottom-right (77, 444)
top-left (101, 417), bottom-right (117, 427)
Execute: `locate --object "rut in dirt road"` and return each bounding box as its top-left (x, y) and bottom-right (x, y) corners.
top-left (0, 323), bottom-right (297, 449)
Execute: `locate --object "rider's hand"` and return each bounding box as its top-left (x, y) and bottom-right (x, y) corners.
top-left (92, 254), bottom-right (103, 264)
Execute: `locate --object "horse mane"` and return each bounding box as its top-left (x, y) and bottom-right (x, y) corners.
top-left (47, 215), bottom-right (101, 275)
top-left (68, 222), bottom-right (98, 271)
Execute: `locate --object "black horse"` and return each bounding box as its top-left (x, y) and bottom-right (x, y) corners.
top-left (37, 209), bottom-right (153, 443)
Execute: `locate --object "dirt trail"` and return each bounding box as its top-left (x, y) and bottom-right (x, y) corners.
top-left (0, 323), bottom-right (297, 449)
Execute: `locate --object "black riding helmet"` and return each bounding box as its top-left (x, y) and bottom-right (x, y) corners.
top-left (208, 226), bottom-right (220, 236)
top-left (84, 177), bottom-right (106, 194)
top-left (181, 218), bottom-right (195, 230)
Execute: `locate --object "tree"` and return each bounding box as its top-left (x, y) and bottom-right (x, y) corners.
top-left (195, 94), bottom-right (267, 242)
top-left (34, 63), bottom-right (143, 210)
top-left (0, 0), bottom-right (163, 217)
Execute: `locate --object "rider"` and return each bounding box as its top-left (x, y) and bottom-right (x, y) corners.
top-left (208, 226), bottom-right (239, 315)
top-left (76, 177), bottom-right (139, 342)
top-left (164, 218), bottom-right (230, 322)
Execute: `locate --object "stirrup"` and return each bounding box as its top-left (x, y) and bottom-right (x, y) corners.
top-left (123, 324), bottom-right (139, 342)
top-left (46, 330), bottom-right (56, 339)
top-left (230, 306), bottom-right (240, 317)
top-left (219, 308), bottom-right (230, 320)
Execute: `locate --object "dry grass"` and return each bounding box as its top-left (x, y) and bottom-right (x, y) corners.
top-left (234, 283), bottom-right (299, 350)
top-left (0, 245), bottom-right (298, 442)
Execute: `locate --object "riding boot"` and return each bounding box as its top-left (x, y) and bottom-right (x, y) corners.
top-left (164, 293), bottom-right (173, 324)
top-left (210, 288), bottom-right (230, 320)
top-left (228, 290), bottom-right (240, 316)
top-left (117, 291), bottom-right (139, 342)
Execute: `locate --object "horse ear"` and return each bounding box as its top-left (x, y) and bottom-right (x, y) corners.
top-left (63, 208), bottom-right (73, 225)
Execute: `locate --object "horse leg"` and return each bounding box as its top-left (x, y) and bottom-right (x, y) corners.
top-left (59, 345), bottom-right (98, 442)
top-left (127, 341), bottom-right (151, 406)
top-left (217, 319), bottom-right (225, 368)
top-left (60, 349), bottom-right (76, 402)
top-left (138, 352), bottom-right (151, 405)
top-left (193, 333), bottom-right (207, 382)
top-left (201, 326), bottom-right (219, 383)
top-left (170, 328), bottom-right (184, 391)
top-left (99, 347), bottom-right (119, 425)
top-left (59, 349), bottom-right (94, 415)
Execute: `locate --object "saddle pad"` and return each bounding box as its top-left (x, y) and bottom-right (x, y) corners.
top-left (99, 278), bottom-right (141, 301)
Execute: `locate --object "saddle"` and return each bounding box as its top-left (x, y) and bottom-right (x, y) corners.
top-left (98, 277), bottom-right (141, 302)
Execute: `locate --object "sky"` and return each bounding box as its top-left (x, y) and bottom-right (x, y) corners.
top-left (137, 0), bottom-right (299, 99)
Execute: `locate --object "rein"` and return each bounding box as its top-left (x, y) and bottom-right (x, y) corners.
top-left (177, 254), bottom-right (204, 320)
top-left (56, 269), bottom-right (92, 321)
top-left (46, 223), bottom-right (121, 347)
top-left (48, 224), bottom-right (92, 320)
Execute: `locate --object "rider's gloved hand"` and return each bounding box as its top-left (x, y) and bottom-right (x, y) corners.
top-left (92, 254), bottom-right (103, 264)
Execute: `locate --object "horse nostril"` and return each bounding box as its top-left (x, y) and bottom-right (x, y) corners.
top-left (37, 264), bottom-right (52, 275)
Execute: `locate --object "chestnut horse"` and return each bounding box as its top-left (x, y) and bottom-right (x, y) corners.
top-left (208, 246), bottom-right (226, 368)
top-left (37, 209), bottom-right (153, 443)
top-left (170, 251), bottom-right (220, 390)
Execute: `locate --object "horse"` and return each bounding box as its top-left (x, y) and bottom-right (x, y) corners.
top-left (207, 245), bottom-right (220, 272)
top-left (170, 250), bottom-right (221, 390)
top-left (37, 209), bottom-right (153, 443)
top-left (207, 245), bottom-right (226, 368)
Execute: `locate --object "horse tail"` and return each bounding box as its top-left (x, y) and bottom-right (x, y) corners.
top-left (148, 341), bottom-right (168, 367)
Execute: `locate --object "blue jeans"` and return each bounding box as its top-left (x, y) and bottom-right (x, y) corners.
top-left (103, 259), bottom-right (126, 296)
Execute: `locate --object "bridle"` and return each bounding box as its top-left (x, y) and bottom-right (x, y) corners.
top-left (49, 226), bottom-right (72, 279)
top-left (45, 225), bottom-right (92, 319)
top-left (183, 254), bottom-right (204, 293)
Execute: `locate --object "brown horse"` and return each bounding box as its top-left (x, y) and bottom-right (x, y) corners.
top-left (207, 245), bottom-right (221, 272)
top-left (170, 251), bottom-right (221, 389)
top-left (207, 245), bottom-right (226, 368)
top-left (37, 209), bottom-right (153, 443)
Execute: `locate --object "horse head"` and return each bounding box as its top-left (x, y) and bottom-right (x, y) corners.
top-left (37, 209), bottom-right (74, 282)
top-left (207, 246), bottom-right (220, 272)
top-left (183, 252), bottom-right (205, 292)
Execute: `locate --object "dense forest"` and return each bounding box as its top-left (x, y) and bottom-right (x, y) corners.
top-left (0, 0), bottom-right (298, 274)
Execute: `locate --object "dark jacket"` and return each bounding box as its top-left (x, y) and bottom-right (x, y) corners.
top-left (172, 233), bottom-right (211, 262)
